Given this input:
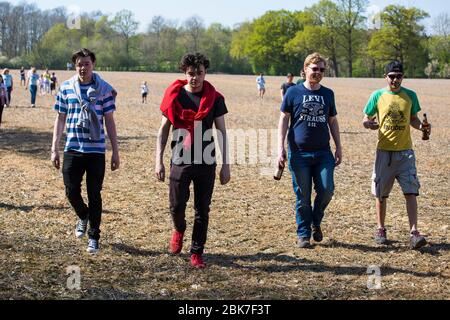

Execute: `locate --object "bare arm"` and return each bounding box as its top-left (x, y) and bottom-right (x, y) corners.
top-left (104, 112), bottom-right (120, 171)
top-left (411, 114), bottom-right (431, 135)
top-left (155, 116), bottom-right (172, 182)
top-left (214, 115), bottom-right (230, 185)
top-left (277, 112), bottom-right (290, 168)
top-left (363, 114), bottom-right (379, 130)
top-left (328, 116), bottom-right (342, 166)
top-left (51, 113), bottom-right (67, 169)
top-left (410, 115), bottom-right (422, 130)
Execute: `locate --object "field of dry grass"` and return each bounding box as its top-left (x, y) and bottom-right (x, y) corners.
top-left (0, 70), bottom-right (449, 300)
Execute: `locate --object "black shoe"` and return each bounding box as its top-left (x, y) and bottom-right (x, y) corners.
top-left (312, 226), bottom-right (323, 242)
top-left (298, 237), bottom-right (311, 248)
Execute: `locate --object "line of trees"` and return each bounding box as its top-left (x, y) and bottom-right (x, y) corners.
top-left (0, 1), bottom-right (448, 78)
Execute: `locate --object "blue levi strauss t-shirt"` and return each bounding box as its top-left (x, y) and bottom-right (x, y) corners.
top-left (54, 81), bottom-right (116, 154)
top-left (281, 84), bottom-right (337, 152)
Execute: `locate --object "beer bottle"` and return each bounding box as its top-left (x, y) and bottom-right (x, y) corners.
top-left (274, 164), bottom-right (284, 181)
top-left (422, 113), bottom-right (430, 141)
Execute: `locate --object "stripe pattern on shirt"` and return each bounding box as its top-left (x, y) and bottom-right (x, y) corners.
top-left (54, 79), bottom-right (116, 154)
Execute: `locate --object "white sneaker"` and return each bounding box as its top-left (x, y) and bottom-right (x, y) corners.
top-left (75, 219), bottom-right (88, 238)
top-left (87, 239), bottom-right (99, 254)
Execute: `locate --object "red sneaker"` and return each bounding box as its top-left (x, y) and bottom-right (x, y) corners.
top-left (169, 231), bottom-right (184, 254)
top-left (191, 253), bottom-right (206, 269)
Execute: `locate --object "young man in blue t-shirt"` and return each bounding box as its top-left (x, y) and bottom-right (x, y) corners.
top-left (278, 52), bottom-right (342, 248)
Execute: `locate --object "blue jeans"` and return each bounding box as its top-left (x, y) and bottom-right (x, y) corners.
top-left (30, 85), bottom-right (37, 104)
top-left (288, 149), bottom-right (335, 239)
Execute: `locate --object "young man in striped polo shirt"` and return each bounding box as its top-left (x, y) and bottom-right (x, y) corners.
top-left (51, 48), bottom-right (120, 254)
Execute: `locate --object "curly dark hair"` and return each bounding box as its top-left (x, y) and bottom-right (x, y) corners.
top-left (180, 53), bottom-right (210, 72)
top-left (72, 48), bottom-right (96, 64)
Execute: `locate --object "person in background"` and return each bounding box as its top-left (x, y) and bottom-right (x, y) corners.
top-left (256, 73), bottom-right (266, 102)
top-left (50, 72), bottom-right (58, 96)
top-left (280, 72), bottom-right (296, 101)
top-left (141, 81), bottom-right (149, 104)
top-left (25, 67), bottom-right (39, 108)
top-left (20, 67), bottom-right (26, 86)
top-left (2, 68), bottom-right (13, 107)
top-left (0, 75), bottom-right (9, 127)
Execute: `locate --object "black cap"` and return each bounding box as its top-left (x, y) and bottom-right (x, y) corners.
top-left (386, 61), bottom-right (403, 74)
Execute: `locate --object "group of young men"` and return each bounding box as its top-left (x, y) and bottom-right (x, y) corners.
top-left (51, 48), bottom-right (430, 269)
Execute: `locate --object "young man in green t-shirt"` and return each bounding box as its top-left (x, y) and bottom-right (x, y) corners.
top-left (362, 61), bottom-right (431, 250)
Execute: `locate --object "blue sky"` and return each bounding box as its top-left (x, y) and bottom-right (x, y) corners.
top-left (10, 0), bottom-right (449, 33)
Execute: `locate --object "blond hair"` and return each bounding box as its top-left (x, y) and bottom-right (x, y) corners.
top-left (304, 52), bottom-right (327, 69)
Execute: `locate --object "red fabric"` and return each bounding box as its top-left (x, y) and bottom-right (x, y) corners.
top-left (160, 79), bottom-right (223, 147)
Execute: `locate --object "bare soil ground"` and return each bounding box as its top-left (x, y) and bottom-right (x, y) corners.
top-left (0, 70), bottom-right (449, 300)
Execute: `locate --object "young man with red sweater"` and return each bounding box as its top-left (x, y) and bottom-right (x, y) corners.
top-left (155, 53), bottom-right (230, 268)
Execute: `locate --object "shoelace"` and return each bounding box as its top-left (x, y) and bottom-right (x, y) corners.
top-left (77, 220), bottom-right (87, 230)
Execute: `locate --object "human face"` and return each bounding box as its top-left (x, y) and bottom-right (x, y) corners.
top-left (385, 72), bottom-right (403, 91)
top-left (75, 56), bottom-right (95, 84)
top-left (305, 62), bottom-right (326, 84)
top-left (185, 65), bottom-right (206, 92)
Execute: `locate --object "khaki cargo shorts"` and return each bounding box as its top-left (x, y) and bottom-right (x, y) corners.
top-left (371, 149), bottom-right (420, 199)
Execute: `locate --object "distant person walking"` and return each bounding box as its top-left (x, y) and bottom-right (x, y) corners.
top-left (25, 67), bottom-right (39, 108)
top-left (2, 68), bottom-right (13, 107)
top-left (141, 81), bottom-right (149, 103)
top-left (280, 72), bottom-right (296, 101)
top-left (50, 72), bottom-right (58, 95)
top-left (256, 73), bottom-right (266, 102)
top-left (0, 76), bottom-right (8, 128)
top-left (51, 48), bottom-right (120, 254)
top-left (43, 69), bottom-right (51, 94)
top-left (20, 67), bottom-right (26, 86)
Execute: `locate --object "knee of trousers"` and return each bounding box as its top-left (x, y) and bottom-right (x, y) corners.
top-left (316, 187), bottom-right (334, 200)
top-left (65, 186), bottom-right (82, 200)
top-left (87, 189), bottom-right (102, 201)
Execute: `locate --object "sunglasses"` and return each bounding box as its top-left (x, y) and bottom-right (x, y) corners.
top-left (387, 74), bottom-right (403, 80)
top-left (309, 67), bottom-right (326, 73)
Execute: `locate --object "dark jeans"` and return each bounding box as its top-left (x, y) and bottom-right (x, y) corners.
top-left (0, 103), bottom-right (3, 126)
top-left (63, 151), bottom-right (105, 240)
top-left (169, 164), bottom-right (216, 254)
top-left (288, 149), bottom-right (335, 239)
top-left (30, 85), bottom-right (37, 104)
top-left (6, 87), bottom-right (12, 105)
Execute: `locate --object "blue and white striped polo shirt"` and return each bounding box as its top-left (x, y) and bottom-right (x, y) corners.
top-left (54, 80), bottom-right (116, 154)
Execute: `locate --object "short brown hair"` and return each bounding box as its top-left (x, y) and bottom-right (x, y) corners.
top-left (304, 52), bottom-right (327, 69)
top-left (72, 48), bottom-right (96, 64)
